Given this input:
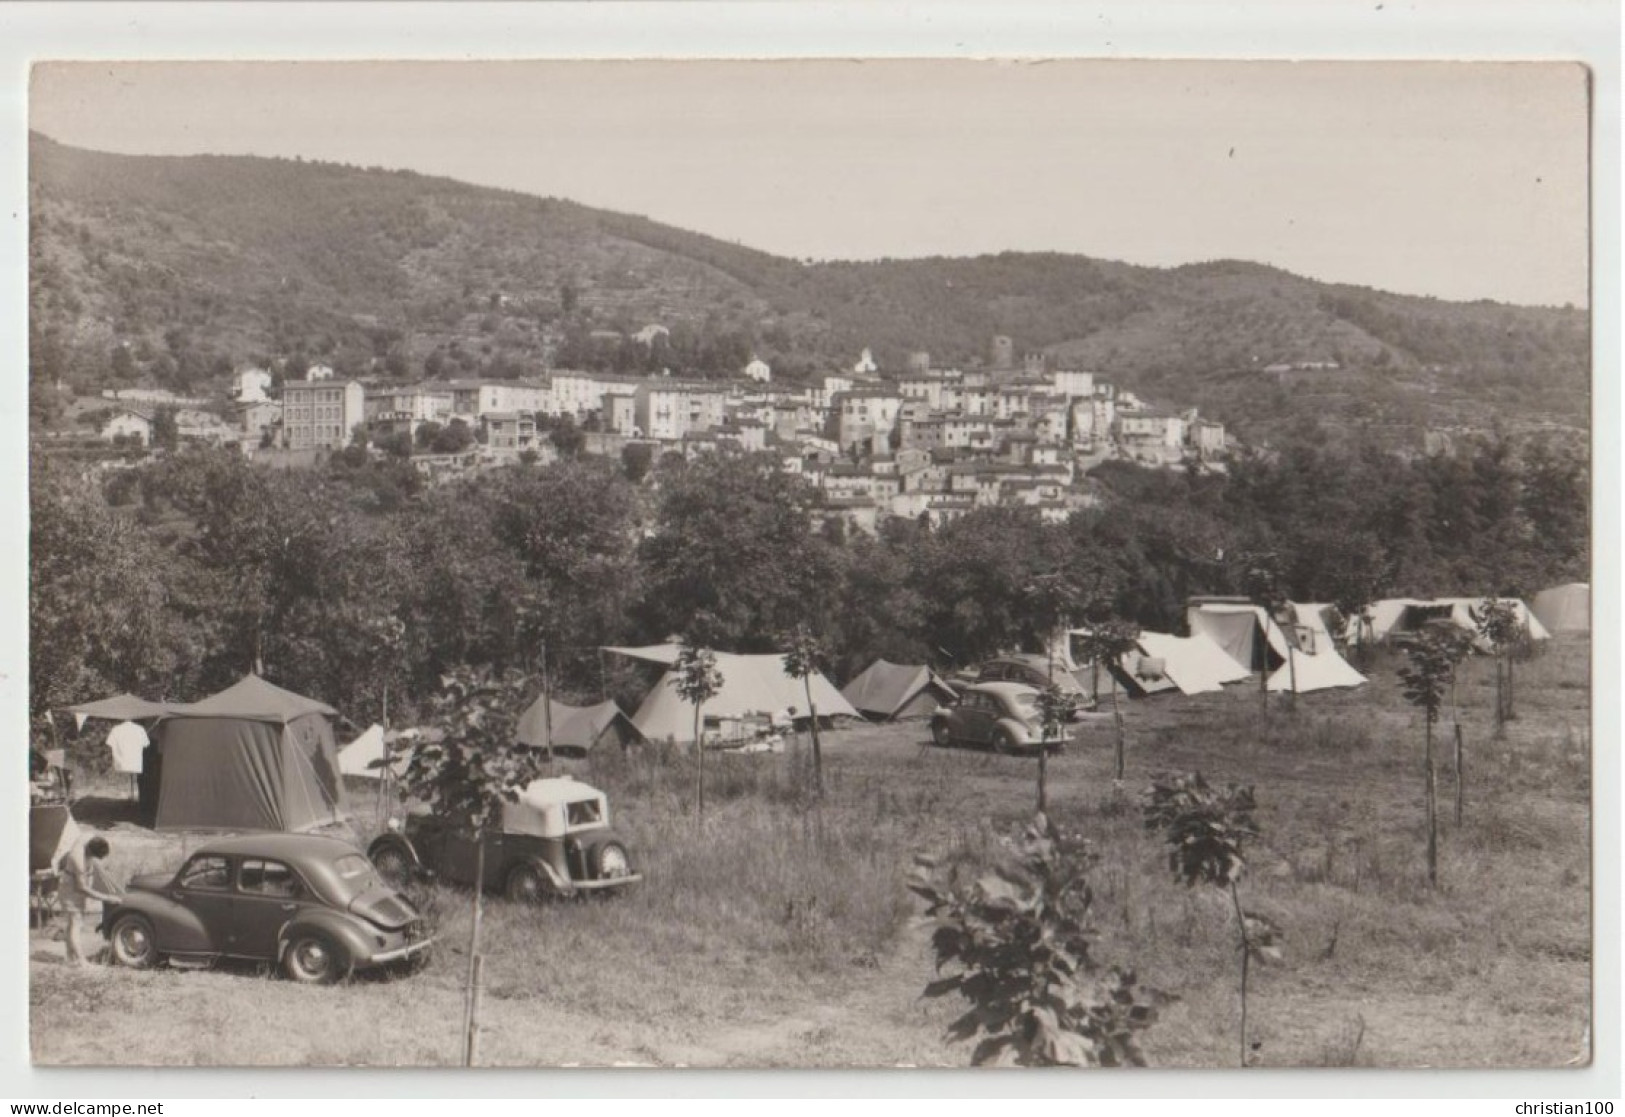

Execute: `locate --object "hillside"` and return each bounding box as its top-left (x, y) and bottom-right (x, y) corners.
top-left (28, 133), bottom-right (1590, 448)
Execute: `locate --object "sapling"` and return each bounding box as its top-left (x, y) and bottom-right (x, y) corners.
top-left (1397, 625), bottom-right (1469, 887)
top-left (673, 643), bottom-right (723, 821)
top-left (1074, 620), bottom-right (1140, 780)
top-left (781, 624), bottom-right (827, 797)
top-left (1476, 598), bottom-right (1524, 730)
top-left (910, 814), bottom-right (1160, 1067)
top-left (1143, 771), bottom-right (1281, 1067)
top-left (1034, 682), bottom-right (1079, 813)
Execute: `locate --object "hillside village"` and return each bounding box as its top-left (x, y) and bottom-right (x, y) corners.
top-left (35, 333), bottom-right (1227, 535)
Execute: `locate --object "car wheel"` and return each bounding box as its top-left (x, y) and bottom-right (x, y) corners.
top-left (108, 913), bottom-right (159, 969)
top-left (592, 841), bottom-right (632, 881)
top-left (931, 721), bottom-right (953, 748)
top-left (371, 845), bottom-right (413, 889)
top-left (282, 933), bottom-right (350, 985)
top-left (992, 728), bottom-right (1020, 755)
top-left (504, 863), bottom-right (548, 904)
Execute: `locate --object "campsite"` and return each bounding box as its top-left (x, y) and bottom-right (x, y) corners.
top-left (29, 622), bottom-right (1590, 1069)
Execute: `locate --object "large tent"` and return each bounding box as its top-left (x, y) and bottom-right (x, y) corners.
top-left (337, 724), bottom-right (408, 780)
top-left (1186, 602), bottom-right (1294, 673)
top-left (605, 645), bottom-right (859, 746)
top-left (148, 674), bottom-right (349, 833)
top-left (1107, 630), bottom-right (1254, 697)
top-left (1351, 597), bottom-right (1551, 647)
top-left (841, 660), bottom-right (958, 720)
top-left (1532, 583), bottom-right (1590, 635)
top-left (516, 698), bottom-right (643, 756)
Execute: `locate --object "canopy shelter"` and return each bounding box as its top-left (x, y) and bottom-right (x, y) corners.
top-left (1531, 583), bottom-right (1590, 635)
top-left (147, 674), bottom-right (349, 833)
top-left (62, 693), bottom-right (172, 729)
top-left (1351, 597), bottom-right (1551, 647)
top-left (604, 645), bottom-right (859, 746)
top-left (516, 698), bottom-right (643, 756)
top-left (1186, 602), bottom-right (1294, 674)
top-left (1103, 630), bottom-right (1254, 698)
top-left (841, 660), bottom-right (958, 720)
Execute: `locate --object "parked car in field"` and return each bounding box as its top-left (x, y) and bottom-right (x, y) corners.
top-left (100, 833), bottom-right (432, 984)
top-left (975, 654), bottom-right (1095, 713)
top-left (930, 681), bottom-right (1069, 754)
top-left (368, 777), bottom-right (642, 903)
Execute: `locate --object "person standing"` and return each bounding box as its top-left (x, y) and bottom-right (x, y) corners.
top-left (57, 836), bottom-right (118, 967)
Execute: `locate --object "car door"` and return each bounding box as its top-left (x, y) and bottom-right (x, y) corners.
top-left (165, 854), bottom-right (235, 955)
top-left (959, 693), bottom-right (994, 746)
top-left (232, 858), bottom-right (305, 961)
top-left (442, 829), bottom-right (505, 891)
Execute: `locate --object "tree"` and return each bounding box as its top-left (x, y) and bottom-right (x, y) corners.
top-left (672, 644), bottom-right (723, 821)
top-left (781, 624), bottom-right (828, 797)
top-left (1073, 620), bottom-right (1140, 780)
top-left (621, 442), bottom-right (654, 483)
top-left (431, 419), bottom-right (474, 455)
top-left (1143, 772), bottom-right (1282, 1067)
top-left (402, 667), bottom-right (549, 1066)
top-left (1034, 683), bottom-right (1079, 813)
top-left (1397, 625), bottom-right (1470, 888)
top-left (151, 405), bottom-right (180, 453)
top-left (548, 414), bottom-right (585, 459)
top-left (911, 815), bottom-right (1160, 1066)
top-left (1475, 598), bottom-right (1524, 729)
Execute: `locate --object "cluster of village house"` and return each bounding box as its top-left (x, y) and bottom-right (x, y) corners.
top-left (80, 336), bottom-right (1227, 532)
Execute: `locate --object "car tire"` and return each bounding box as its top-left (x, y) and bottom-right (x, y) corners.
top-left (504, 863), bottom-right (548, 904)
top-left (931, 721), bottom-right (953, 748)
top-left (591, 840), bottom-right (632, 881)
top-left (371, 844), bottom-right (413, 889)
top-left (992, 728), bottom-right (1020, 755)
top-left (108, 913), bottom-right (159, 970)
top-left (282, 933), bottom-right (350, 985)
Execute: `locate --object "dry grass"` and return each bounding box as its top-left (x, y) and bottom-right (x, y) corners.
top-left (31, 639), bottom-right (1592, 1068)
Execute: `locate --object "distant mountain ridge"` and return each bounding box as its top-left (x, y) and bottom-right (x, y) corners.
top-left (28, 132), bottom-right (1589, 448)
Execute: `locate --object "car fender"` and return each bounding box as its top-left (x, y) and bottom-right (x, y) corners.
top-left (277, 910), bottom-right (377, 968)
top-left (994, 717), bottom-right (1038, 745)
top-left (512, 854), bottom-right (575, 897)
top-left (101, 892), bottom-right (214, 955)
top-left (367, 832), bottom-right (423, 868)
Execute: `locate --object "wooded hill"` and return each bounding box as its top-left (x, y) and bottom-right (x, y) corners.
top-left (29, 132), bottom-right (1590, 449)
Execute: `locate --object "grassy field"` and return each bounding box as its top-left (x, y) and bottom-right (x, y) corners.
top-left (30, 639), bottom-right (1592, 1069)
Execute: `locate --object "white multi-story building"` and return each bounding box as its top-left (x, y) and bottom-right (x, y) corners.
top-left (635, 381), bottom-right (728, 442)
top-left (283, 379), bottom-right (365, 450)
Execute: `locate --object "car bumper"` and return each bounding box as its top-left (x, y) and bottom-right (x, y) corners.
top-left (369, 936), bottom-right (435, 965)
top-left (571, 873), bottom-right (643, 892)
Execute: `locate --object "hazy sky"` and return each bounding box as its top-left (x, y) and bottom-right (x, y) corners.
top-left (31, 59), bottom-right (1590, 307)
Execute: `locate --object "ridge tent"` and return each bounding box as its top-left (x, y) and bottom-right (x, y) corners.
top-left (1107, 630), bottom-right (1254, 697)
top-left (1532, 583), bottom-right (1590, 635)
top-left (1285, 603), bottom-right (1342, 653)
top-left (148, 674), bottom-right (349, 833)
top-left (841, 660), bottom-right (958, 720)
top-left (1186, 602), bottom-right (1294, 674)
top-left (1352, 597), bottom-right (1551, 647)
top-left (516, 697), bottom-right (643, 756)
top-left (1266, 642), bottom-right (1367, 693)
top-left (605, 645), bottom-right (859, 746)
top-left (338, 724), bottom-right (408, 780)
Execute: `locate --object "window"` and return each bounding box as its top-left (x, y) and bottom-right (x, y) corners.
top-left (239, 859), bottom-right (302, 898)
top-left (178, 856), bottom-right (231, 891)
top-left (566, 799), bottom-right (603, 827)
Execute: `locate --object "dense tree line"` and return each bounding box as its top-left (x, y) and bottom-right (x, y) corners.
top-left (30, 426), bottom-right (1587, 738)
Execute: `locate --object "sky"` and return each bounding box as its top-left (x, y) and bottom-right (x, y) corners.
top-left (29, 59), bottom-right (1590, 308)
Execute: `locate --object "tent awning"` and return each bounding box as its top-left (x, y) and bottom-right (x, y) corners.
top-left (62, 693), bottom-right (173, 723)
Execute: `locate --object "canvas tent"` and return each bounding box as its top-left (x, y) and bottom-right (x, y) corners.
top-left (516, 698), bottom-right (642, 755)
top-left (842, 660), bottom-right (958, 720)
top-left (337, 724), bottom-right (409, 780)
top-left (148, 674), bottom-right (349, 832)
top-left (1186, 602), bottom-right (1367, 694)
top-left (1186, 602), bottom-right (1294, 673)
top-left (1104, 630), bottom-right (1254, 697)
top-left (1532, 583), bottom-right (1589, 635)
top-left (63, 693), bottom-right (172, 730)
top-left (605, 645), bottom-right (859, 746)
top-left (1352, 597), bottom-right (1550, 647)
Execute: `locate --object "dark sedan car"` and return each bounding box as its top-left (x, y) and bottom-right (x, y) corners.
top-left (368, 777), bottom-right (641, 903)
top-left (930, 681), bottom-right (1070, 754)
top-left (100, 833), bottom-right (432, 984)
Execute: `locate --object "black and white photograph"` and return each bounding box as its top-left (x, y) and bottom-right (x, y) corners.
top-left (16, 45), bottom-right (1605, 1079)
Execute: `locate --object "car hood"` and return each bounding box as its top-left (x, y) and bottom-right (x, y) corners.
top-left (347, 885), bottom-right (420, 931)
top-left (128, 871), bottom-right (173, 895)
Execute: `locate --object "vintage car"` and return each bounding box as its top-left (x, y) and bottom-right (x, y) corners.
top-left (929, 681), bottom-right (1071, 755)
top-left (368, 777), bottom-right (642, 902)
top-left (100, 833), bottom-right (433, 984)
top-left (975, 654), bottom-right (1095, 711)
